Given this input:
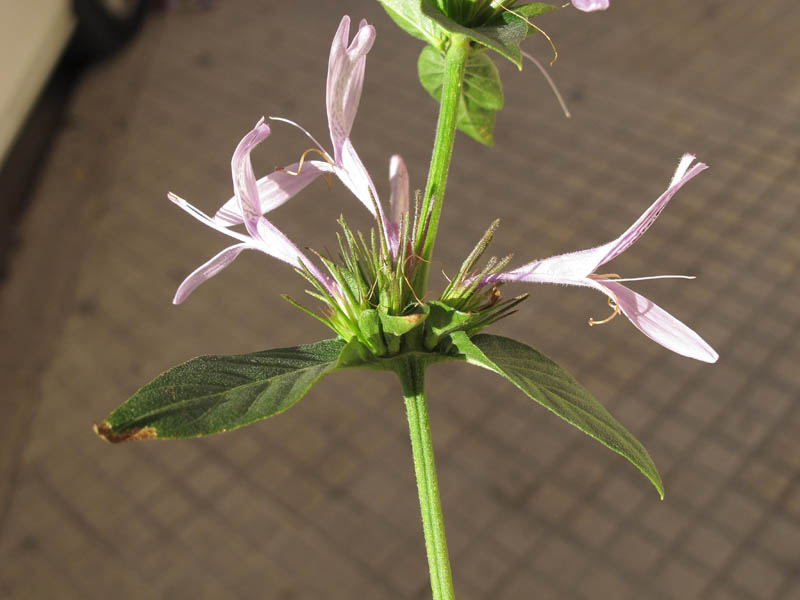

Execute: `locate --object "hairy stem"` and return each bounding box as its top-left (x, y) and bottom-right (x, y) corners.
top-left (414, 33), bottom-right (470, 297)
top-left (398, 358), bottom-right (455, 600)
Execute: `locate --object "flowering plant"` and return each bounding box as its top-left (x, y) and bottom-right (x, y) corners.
top-left (96, 2), bottom-right (716, 598)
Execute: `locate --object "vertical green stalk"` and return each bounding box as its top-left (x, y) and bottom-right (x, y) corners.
top-left (398, 357), bottom-right (455, 600)
top-left (414, 33), bottom-right (470, 296)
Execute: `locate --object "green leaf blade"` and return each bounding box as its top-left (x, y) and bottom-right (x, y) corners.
top-left (451, 332), bottom-right (664, 498)
top-left (96, 338), bottom-right (346, 442)
top-left (418, 45), bottom-right (501, 146)
top-left (376, 0), bottom-right (444, 47)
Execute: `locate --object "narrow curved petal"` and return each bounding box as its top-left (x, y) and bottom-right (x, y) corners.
top-left (572, 0), bottom-right (610, 11)
top-left (173, 243), bottom-right (251, 304)
top-left (336, 137), bottom-right (383, 221)
top-left (231, 118), bottom-right (271, 238)
top-left (326, 16), bottom-right (375, 161)
top-left (482, 268), bottom-right (717, 362)
top-left (389, 154), bottom-right (409, 226)
top-left (253, 219), bottom-right (341, 298)
top-left (599, 280), bottom-right (719, 363)
top-left (594, 154), bottom-right (706, 268)
top-left (169, 192), bottom-right (254, 244)
top-left (214, 160), bottom-right (334, 226)
top-left (501, 155), bottom-right (707, 279)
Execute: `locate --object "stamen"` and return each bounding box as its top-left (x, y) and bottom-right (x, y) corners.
top-left (277, 148), bottom-right (334, 188)
top-left (588, 295), bottom-right (620, 326)
top-left (521, 51), bottom-right (571, 118)
top-left (498, 4), bottom-right (559, 65)
top-left (588, 273), bottom-right (621, 280)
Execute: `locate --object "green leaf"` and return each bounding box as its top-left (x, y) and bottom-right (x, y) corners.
top-left (504, 3), bottom-right (559, 33)
top-left (421, 1), bottom-right (557, 68)
top-left (450, 332), bottom-right (664, 498)
top-left (95, 338), bottom-right (346, 442)
top-left (418, 45), bottom-right (502, 145)
top-left (376, 0), bottom-right (444, 48)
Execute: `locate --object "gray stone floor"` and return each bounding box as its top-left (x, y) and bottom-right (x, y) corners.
top-left (1, 1), bottom-right (799, 598)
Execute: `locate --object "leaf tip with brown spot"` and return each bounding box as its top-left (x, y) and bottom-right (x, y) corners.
top-left (94, 421), bottom-right (158, 444)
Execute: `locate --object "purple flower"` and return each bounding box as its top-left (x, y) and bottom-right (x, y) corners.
top-left (572, 0), bottom-right (610, 11)
top-left (214, 16), bottom-right (408, 255)
top-left (169, 118), bottom-right (337, 304)
top-left (487, 154), bottom-right (718, 363)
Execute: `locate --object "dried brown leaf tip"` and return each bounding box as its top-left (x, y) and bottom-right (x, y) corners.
top-left (93, 422), bottom-right (157, 444)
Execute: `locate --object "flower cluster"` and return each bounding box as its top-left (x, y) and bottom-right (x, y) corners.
top-left (170, 14), bottom-right (716, 364)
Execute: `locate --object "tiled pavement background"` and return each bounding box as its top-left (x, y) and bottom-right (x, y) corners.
top-left (1, 1), bottom-right (799, 598)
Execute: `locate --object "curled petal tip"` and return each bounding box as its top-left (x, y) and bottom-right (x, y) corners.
top-left (572, 0), bottom-right (610, 12)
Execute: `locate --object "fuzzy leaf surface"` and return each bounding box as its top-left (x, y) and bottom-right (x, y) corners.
top-left (96, 338), bottom-right (346, 442)
top-left (421, 1), bottom-right (556, 67)
top-left (450, 332), bottom-right (664, 498)
top-left (376, 0), bottom-right (444, 47)
top-left (418, 45), bottom-right (502, 145)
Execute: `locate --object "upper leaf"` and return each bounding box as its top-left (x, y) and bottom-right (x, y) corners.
top-left (418, 45), bottom-right (503, 145)
top-left (449, 332), bottom-right (664, 498)
top-left (376, 0), bottom-right (445, 48)
top-left (95, 338), bottom-right (346, 442)
top-left (422, 1), bottom-right (558, 68)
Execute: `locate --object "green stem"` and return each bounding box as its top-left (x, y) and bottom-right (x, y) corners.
top-left (414, 33), bottom-right (470, 296)
top-left (398, 357), bottom-right (455, 600)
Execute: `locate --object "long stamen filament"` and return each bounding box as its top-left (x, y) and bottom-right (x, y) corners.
top-left (498, 4), bottom-right (559, 64)
top-left (278, 148), bottom-right (334, 187)
top-left (588, 295), bottom-right (620, 327)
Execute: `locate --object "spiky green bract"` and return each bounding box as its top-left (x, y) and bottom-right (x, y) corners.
top-left (286, 208), bottom-right (528, 359)
top-left (287, 203), bottom-right (428, 356)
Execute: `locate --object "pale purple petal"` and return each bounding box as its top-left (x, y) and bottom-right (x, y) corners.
top-left (389, 154), bottom-right (409, 226)
top-left (326, 16), bottom-right (375, 161)
top-left (494, 249), bottom-right (602, 282)
top-left (599, 280), bottom-right (719, 363)
top-left (335, 137), bottom-right (384, 222)
top-left (590, 155), bottom-right (707, 269)
top-left (486, 267), bottom-right (602, 289)
top-left (173, 243), bottom-right (251, 304)
top-left (572, 0), bottom-right (610, 12)
top-left (499, 155), bottom-right (707, 280)
top-left (214, 160), bottom-right (334, 226)
top-left (253, 219), bottom-right (341, 298)
top-left (169, 192), bottom-right (253, 244)
top-left (231, 118), bottom-right (271, 238)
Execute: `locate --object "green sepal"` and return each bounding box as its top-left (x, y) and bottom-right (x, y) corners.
top-left (449, 331), bottom-right (665, 498)
top-left (358, 309), bottom-right (388, 356)
top-left (379, 305), bottom-right (430, 354)
top-left (94, 338), bottom-right (346, 442)
top-left (335, 337), bottom-right (380, 369)
top-left (418, 44), bottom-right (502, 145)
top-left (424, 300), bottom-right (474, 350)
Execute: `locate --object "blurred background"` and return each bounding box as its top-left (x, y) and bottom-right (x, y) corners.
top-left (1, 1), bottom-right (799, 598)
